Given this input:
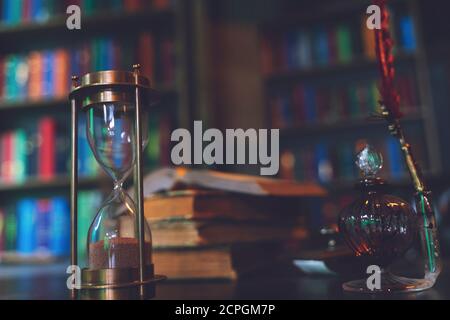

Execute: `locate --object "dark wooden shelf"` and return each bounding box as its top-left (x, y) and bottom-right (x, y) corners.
top-left (0, 87), bottom-right (178, 112)
top-left (0, 98), bottom-right (67, 112)
top-left (0, 9), bottom-right (175, 54)
top-left (260, 0), bottom-right (407, 31)
top-left (264, 52), bottom-right (416, 85)
top-left (0, 9), bottom-right (174, 35)
top-left (279, 113), bottom-right (423, 138)
top-left (0, 175), bottom-right (109, 193)
top-left (305, 172), bottom-right (450, 194)
top-left (0, 252), bottom-right (58, 265)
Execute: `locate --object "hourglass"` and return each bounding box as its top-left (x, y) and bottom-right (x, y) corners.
top-left (69, 66), bottom-right (165, 299)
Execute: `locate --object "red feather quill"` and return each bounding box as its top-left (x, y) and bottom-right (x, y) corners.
top-left (373, 0), bottom-right (403, 119)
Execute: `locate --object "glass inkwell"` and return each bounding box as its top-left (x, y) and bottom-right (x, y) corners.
top-left (338, 145), bottom-right (434, 293)
top-left (69, 66), bottom-right (165, 300)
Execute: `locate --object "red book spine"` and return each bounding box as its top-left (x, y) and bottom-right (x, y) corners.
top-left (125, 0), bottom-right (140, 12)
top-left (80, 44), bottom-right (91, 76)
top-left (2, 132), bottom-right (13, 183)
top-left (138, 33), bottom-right (155, 84)
top-left (22, 0), bottom-right (32, 22)
top-left (0, 134), bottom-right (4, 181)
top-left (38, 118), bottom-right (56, 181)
top-left (162, 39), bottom-right (175, 86)
top-left (260, 36), bottom-right (273, 76)
top-left (153, 0), bottom-right (170, 10)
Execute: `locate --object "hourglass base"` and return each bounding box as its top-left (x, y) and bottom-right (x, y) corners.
top-left (78, 266), bottom-right (166, 300)
top-left (343, 271), bottom-right (435, 294)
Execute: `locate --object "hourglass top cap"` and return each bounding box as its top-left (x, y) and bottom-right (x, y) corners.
top-left (69, 69), bottom-right (159, 109)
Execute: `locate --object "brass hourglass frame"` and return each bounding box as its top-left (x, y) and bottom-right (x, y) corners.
top-left (69, 65), bottom-right (165, 298)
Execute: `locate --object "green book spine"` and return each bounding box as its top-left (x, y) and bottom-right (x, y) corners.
top-left (336, 26), bottom-right (352, 64)
top-left (99, 38), bottom-right (107, 70)
top-left (0, 210), bottom-right (4, 251)
top-left (147, 116), bottom-right (161, 167)
top-left (83, 0), bottom-right (95, 16)
top-left (11, 0), bottom-right (23, 24)
top-left (5, 208), bottom-right (16, 251)
top-left (111, 0), bottom-right (122, 12)
top-left (122, 38), bottom-right (135, 71)
top-left (91, 39), bottom-right (99, 71)
top-left (371, 82), bottom-right (381, 113)
top-left (15, 129), bottom-right (27, 183)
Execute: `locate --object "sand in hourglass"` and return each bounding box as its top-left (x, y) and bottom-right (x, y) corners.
top-left (89, 237), bottom-right (152, 270)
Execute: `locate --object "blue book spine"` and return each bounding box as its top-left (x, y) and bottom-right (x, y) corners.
top-left (50, 197), bottom-right (70, 256)
top-left (31, 0), bottom-right (41, 21)
top-left (35, 0), bottom-right (49, 22)
top-left (297, 30), bottom-right (311, 69)
top-left (304, 85), bottom-right (317, 122)
top-left (400, 16), bottom-right (417, 52)
top-left (315, 143), bottom-right (332, 183)
top-left (387, 137), bottom-right (403, 179)
top-left (16, 56), bottom-right (30, 100)
top-left (2, 0), bottom-right (11, 24)
top-left (70, 48), bottom-right (81, 89)
top-left (17, 199), bottom-right (37, 254)
top-left (340, 143), bottom-right (354, 180)
top-left (286, 31), bottom-right (298, 69)
top-left (36, 200), bottom-right (51, 253)
top-left (314, 28), bottom-right (329, 66)
top-left (100, 38), bottom-right (114, 70)
top-left (42, 51), bottom-right (54, 98)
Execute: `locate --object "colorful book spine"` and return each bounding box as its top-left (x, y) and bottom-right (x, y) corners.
top-left (1, 32), bottom-right (175, 103)
top-left (14, 129), bottom-right (27, 183)
top-left (17, 199), bottom-right (37, 254)
top-left (36, 199), bottom-right (51, 253)
top-left (336, 25), bottom-right (353, 63)
top-left (38, 117), bottom-right (56, 180)
top-left (50, 197), bottom-right (70, 256)
top-left (399, 15), bottom-right (417, 52)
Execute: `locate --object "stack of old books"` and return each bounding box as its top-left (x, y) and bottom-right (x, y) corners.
top-left (143, 168), bottom-right (326, 280)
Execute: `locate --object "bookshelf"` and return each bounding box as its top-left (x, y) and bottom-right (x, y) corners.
top-left (194, 0), bottom-right (449, 233)
top-left (258, 0), bottom-right (442, 186)
top-left (0, 0), bottom-right (194, 264)
top-left (0, 175), bottom-right (108, 193)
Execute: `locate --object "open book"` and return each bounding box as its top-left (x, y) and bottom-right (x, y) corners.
top-left (142, 167), bottom-right (326, 198)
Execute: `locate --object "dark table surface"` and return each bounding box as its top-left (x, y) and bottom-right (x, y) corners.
top-left (0, 261), bottom-right (448, 300)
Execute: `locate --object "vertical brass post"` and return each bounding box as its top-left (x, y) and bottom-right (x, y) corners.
top-left (133, 64), bottom-right (146, 298)
top-left (70, 76), bottom-right (79, 300)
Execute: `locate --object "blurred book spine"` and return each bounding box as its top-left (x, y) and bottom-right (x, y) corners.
top-left (260, 10), bottom-right (416, 75)
top-left (0, 192), bottom-right (102, 260)
top-left (0, 0), bottom-right (173, 25)
top-left (269, 75), bottom-right (419, 130)
top-left (279, 135), bottom-right (426, 185)
top-left (0, 33), bottom-right (176, 103)
top-left (0, 117), bottom-right (100, 184)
